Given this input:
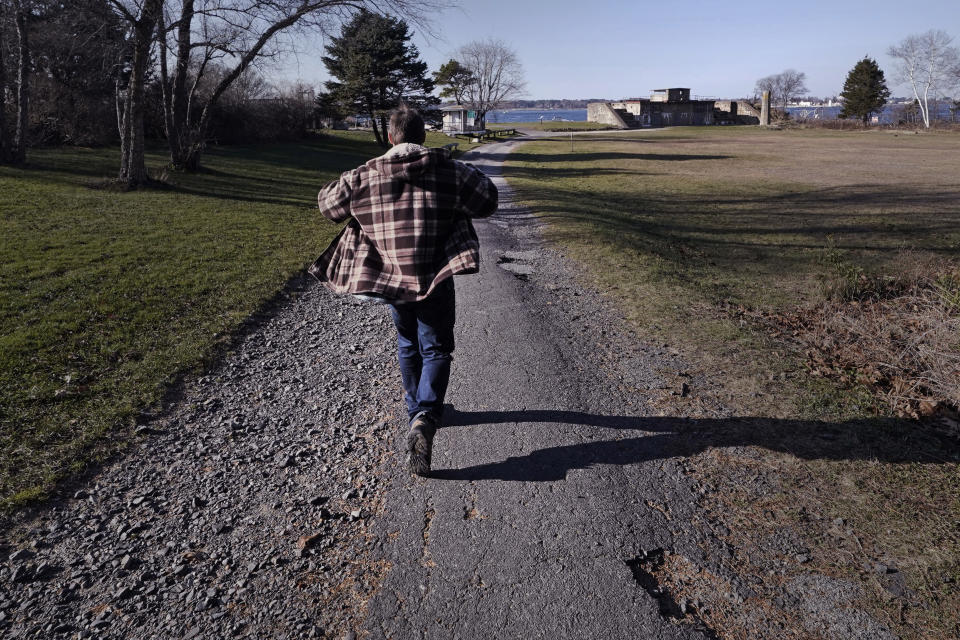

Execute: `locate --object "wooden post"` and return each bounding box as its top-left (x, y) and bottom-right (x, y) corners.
top-left (760, 91), bottom-right (771, 127)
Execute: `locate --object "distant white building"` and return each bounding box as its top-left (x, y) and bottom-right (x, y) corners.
top-left (441, 105), bottom-right (480, 134)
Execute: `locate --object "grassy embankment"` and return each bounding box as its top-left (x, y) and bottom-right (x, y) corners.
top-left (0, 130), bottom-right (470, 512)
top-left (504, 126), bottom-right (960, 638)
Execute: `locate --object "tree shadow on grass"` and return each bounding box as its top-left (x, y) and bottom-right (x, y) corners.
top-left (8, 139), bottom-right (374, 207)
top-left (168, 178), bottom-right (317, 208)
top-left (6, 149), bottom-right (139, 183)
top-left (496, 182), bottom-right (960, 254)
top-left (431, 409), bottom-right (957, 482)
top-left (508, 151), bottom-right (733, 163)
top-left (505, 166), bottom-right (657, 179)
top-left (204, 137), bottom-right (379, 171)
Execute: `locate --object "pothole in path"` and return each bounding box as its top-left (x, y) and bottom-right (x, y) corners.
top-left (625, 549), bottom-right (720, 639)
top-left (497, 250), bottom-right (539, 280)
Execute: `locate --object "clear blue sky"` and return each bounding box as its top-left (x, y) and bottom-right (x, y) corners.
top-left (280, 0), bottom-right (960, 100)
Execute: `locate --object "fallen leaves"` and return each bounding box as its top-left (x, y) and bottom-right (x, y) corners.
top-left (297, 532), bottom-right (323, 550)
top-left (747, 274), bottom-right (960, 435)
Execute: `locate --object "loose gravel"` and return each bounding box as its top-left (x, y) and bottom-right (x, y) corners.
top-left (0, 278), bottom-right (404, 639)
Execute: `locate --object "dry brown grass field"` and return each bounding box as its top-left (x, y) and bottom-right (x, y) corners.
top-left (505, 126), bottom-right (960, 638)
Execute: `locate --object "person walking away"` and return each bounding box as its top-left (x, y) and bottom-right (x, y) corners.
top-left (308, 106), bottom-right (498, 476)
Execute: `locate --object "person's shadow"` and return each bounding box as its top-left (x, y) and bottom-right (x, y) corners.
top-left (428, 408), bottom-right (957, 482)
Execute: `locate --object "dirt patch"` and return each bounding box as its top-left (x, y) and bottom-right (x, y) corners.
top-left (676, 432), bottom-right (960, 640)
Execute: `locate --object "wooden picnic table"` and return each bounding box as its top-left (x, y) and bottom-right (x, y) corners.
top-left (450, 129), bottom-right (517, 141)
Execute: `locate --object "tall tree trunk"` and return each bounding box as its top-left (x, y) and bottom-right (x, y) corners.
top-left (158, 23), bottom-right (176, 158)
top-left (11, 0), bottom-right (29, 164)
top-left (114, 65), bottom-right (124, 140)
top-left (0, 1), bottom-right (10, 163)
top-left (369, 107), bottom-right (385, 147)
top-left (182, 100), bottom-right (208, 171)
top-left (119, 78), bottom-right (131, 176)
top-left (379, 114), bottom-right (389, 145)
top-left (118, 0), bottom-right (162, 187)
top-left (162, 0), bottom-right (194, 170)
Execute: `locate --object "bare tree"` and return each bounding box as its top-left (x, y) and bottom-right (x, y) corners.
top-left (159, 0), bottom-right (331, 170)
top-left (12, 0), bottom-right (29, 163)
top-left (103, 1), bottom-right (441, 184)
top-left (457, 39), bottom-right (525, 130)
top-left (754, 69), bottom-right (808, 112)
top-left (0, 1), bottom-right (9, 162)
top-left (158, 0), bottom-right (442, 171)
top-left (888, 30), bottom-right (960, 128)
top-left (754, 74), bottom-right (775, 103)
top-left (28, 0), bottom-right (126, 146)
top-left (0, 0), bottom-right (31, 164)
top-left (778, 69), bottom-right (808, 109)
top-left (219, 65), bottom-right (272, 106)
top-left (108, 0), bottom-right (164, 187)
top-left (157, 0), bottom-right (201, 171)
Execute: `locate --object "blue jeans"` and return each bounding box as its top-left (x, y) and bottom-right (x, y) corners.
top-left (389, 278), bottom-right (456, 424)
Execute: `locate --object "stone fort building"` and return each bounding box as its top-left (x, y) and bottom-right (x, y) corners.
top-left (588, 88), bottom-right (760, 128)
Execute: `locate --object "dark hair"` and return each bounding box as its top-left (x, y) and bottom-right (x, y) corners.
top-left (388, 106), bottom-right (426, 145)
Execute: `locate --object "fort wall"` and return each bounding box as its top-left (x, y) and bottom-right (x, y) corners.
top-left (587, 102), bottom-right (629, 129)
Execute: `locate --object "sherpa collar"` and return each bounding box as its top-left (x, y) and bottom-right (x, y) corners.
top-left (385, 142), bottom-right (428, 157)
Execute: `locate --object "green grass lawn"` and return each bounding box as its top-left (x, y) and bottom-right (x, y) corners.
top-left (0, 130), bottom-right (460, 511)
top-left (503, 126), bottom-right (960, 637)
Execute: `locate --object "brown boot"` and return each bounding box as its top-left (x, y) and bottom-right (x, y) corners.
top-left (407, 413), bottom-right (437, 476)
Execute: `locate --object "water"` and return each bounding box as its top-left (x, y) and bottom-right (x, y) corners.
top-left (486, 109), bottom-right (587, 123)
top-left (481, 104), bottom-right (957, 125)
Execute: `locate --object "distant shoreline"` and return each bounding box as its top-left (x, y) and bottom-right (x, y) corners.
top-left (497, 108), bottom-right (578, 112)
top-left (487, 108), bottom-right (589, 123)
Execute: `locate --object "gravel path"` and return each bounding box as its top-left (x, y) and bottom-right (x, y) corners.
top-left (0, 131), bottom-right (897, 639)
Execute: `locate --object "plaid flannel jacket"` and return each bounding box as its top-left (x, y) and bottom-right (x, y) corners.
top-left (308, 143), bottom-right (498, 302)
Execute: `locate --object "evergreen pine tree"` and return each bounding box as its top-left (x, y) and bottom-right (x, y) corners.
top-left (321, 10), bottom-right (437, 147)
top-left (433, 59), bottom-right (475, 105)
top-left (839, 57), bottom-right (891, 124)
